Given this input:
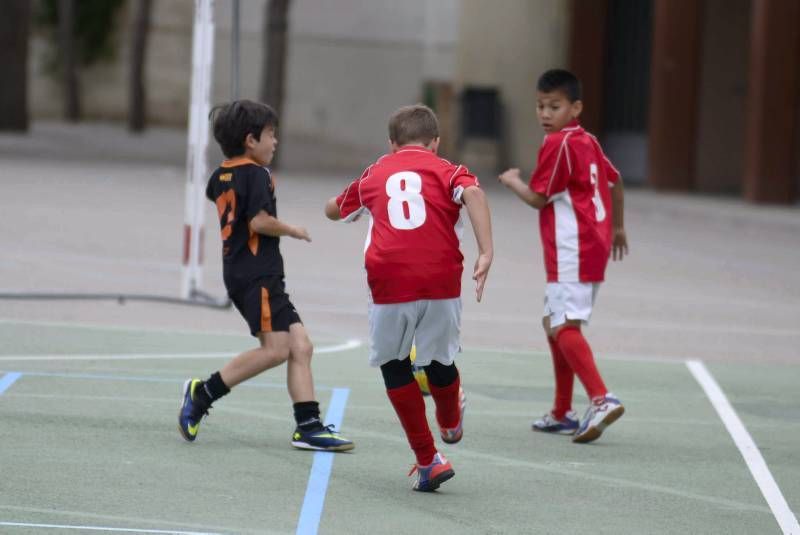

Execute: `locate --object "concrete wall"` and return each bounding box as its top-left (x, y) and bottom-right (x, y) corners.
top-left (455, 0), bottom-right (569, 173)
top-left (29, 2), bottom-right (135, 122)
top-left (280, 0), bottom-right (460, 170)
top-left (27, 0), bottom-right (570, 174)
top-left (28, 0), bottom-right (461, 171)
top-left (30, 1), bottom-right (198, 124)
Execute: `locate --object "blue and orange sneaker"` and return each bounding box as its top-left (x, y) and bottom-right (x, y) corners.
top-left (573, 393), bottom-right (625, 444)
top-left (178, 378), bottom-right (210, 442)
top-left (440, 386), bottom-right (466, 444)
top-left (409, 452), bottom-right (455, 492)
top-left (291, 424), bottom-right (354, 452)
top-left (532, 410), bottom-right (579, 435)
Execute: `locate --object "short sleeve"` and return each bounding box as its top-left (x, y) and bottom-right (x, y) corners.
top-left (448, 165), bottom-right (480, 204)
top-left (529, 135), bottom-right (571, 199)
top-left (244, 167), bottom-right (275, 220)
top-left (336, 166), bottom-right (370, 222)
top-left (603, 154), bottom-right (620, 186)
top-left (205, 174), bottom-right (215, 201)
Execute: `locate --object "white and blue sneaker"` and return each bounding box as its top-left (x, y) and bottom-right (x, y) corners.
top-left (532, 410), bottom-right (579, 435)
top-left (573, 393), bottom-right (625, 444)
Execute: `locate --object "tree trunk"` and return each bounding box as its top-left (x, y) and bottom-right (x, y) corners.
top-left (58, 0), bottom-right (80, 121)
top-left (128, 0), bottom-right (152, 132)
top-left (261, 0), bottom-right (290, 167)
top-left (0, 0), bottom-right (31, 131)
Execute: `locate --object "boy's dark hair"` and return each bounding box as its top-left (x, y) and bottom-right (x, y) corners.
top-left (210, 100), bottom-right (279, 158)
top-left (537, 69), bottom-right (582, 102)
top-left (388, 104), bottom-right (439, 146)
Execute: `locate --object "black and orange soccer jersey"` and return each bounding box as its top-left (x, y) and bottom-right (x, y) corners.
top-left (205, 157), bottom-right (284, 293)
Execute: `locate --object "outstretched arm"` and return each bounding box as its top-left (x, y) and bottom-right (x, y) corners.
top-left (324, 197), bottom-right (341, 221)
top-left (497, 168), bottom-right (547, 209)
top-left (461, 186), bottom-right (493, 302)
top-left (611, 179), bottom-right (628, 260)
top-left (250, 210), bottom-right (311, 242)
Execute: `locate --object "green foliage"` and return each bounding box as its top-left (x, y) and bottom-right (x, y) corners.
top-left (35, 0), bottom-right (126, 66)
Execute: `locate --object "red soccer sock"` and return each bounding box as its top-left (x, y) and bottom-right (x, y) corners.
top-left (428, 375), bottom-right (461, 429)
top-left (555, 326), bottom-right (607, 401)
top-left (547, 336), bottom-right (574, 419)
top-left (386, 381), bottom-right (436, 465)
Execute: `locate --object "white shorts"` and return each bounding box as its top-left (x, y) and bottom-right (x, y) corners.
top-left (367, 298), bottom-right (461, 367)
top-left (543, 282), bottom-right (600, 328)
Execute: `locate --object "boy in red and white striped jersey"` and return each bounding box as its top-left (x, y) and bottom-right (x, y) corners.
top-left (498, 69), bottom-right (629, 443)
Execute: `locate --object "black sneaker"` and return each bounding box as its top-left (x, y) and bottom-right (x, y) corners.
top-left (291, 424), bottom-right (354, 452)
top-left (178, 378), bottom-right (210, 442)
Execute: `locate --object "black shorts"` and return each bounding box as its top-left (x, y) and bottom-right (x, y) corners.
top-left (229, 276), bottom-right (302, 337)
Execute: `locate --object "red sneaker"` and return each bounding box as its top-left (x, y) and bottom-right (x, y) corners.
top-left (408, 452), bottom-right (455, 492)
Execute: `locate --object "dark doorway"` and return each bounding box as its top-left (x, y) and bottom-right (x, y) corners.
top-left (602, 0), bottom-right (654, 184)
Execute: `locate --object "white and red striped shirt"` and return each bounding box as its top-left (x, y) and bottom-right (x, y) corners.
top-left (529, 120), bottom-right (620, 282)
top-left (336, 146), bottom-right (480, 303)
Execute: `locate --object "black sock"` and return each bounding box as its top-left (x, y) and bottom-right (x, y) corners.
top-left (380, 356), bottom-right (415, 389)
top-left (198, 371), bottom-right (230, 405)
top-left (423, 361), bottom-right (459, 387)
top-left (294, 401), bottom-right (323, 431)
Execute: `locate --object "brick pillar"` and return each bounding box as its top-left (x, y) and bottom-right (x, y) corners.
top-left (743, 0), bottom-right (800, 203)
top-left (647, 0), bottom-right (703, 190)
top-left (568, 0), bottom-right (609, 136)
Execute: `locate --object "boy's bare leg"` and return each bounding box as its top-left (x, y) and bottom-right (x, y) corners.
top-left (285, 322), bottom-right (353, 451)
top-left (286, 322), bottom-right (316, 403)
top-left (550, 318), bottom-right (580, 335)
top-left (219, 331), bottom-right (291, 388)
top-left (179, 332), bottom-right (289, 442)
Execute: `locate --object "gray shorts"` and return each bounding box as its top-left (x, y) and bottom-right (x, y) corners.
top-left (367, 298), bottom-right (461, 367)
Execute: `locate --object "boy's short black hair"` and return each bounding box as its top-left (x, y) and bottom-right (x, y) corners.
top-left (210, 100), bottom-right (279, 158)
top-left (388, 104), bottom-right (439, 146)
top-left (537, 69), bottom-right (582, 102)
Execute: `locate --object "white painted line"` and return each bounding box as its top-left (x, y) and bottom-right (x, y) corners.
top-left (0, 521), bottom-right (221, 534)
top-left (0, 340), bottom-right (361, 362)
top-left (460, 344), bottom-right (690, 364)
top-left (276, 305), bottom-right (800, 337)
top-left (0, 318), bottom-right (346, 340)
top-left (687, 360), bottom-right (800, 535)
top-left (0, 317), bottom-right (248, 336)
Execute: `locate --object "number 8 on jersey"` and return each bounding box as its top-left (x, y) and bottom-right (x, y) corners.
top-left (386, 171), bottom-right (426, 230)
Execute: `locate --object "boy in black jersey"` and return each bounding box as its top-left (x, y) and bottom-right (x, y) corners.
top-left (179, 100), bottom-right (353, 452)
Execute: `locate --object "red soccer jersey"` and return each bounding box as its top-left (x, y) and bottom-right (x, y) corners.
top-left (335, 146), bottom-right (480, 304)
top-left (529, 120), bottom-right (620, 283)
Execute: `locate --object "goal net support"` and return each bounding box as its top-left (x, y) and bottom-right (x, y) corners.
top-left (181, 0), bottom-right (216, 303)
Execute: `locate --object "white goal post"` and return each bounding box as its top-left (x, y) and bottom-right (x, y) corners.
top-left (181, 0), bottom-right (215, 301)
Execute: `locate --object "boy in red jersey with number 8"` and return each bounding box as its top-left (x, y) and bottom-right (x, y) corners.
top-left (498, 69), bottom-right (629, 444)
top-left (325, 104), bottom-right (493, 490)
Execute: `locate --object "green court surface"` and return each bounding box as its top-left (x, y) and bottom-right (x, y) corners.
top-left (0, 321), bottom-right (798, 534)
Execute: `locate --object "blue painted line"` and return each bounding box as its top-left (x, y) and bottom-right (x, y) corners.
top-left (0, 372), bottom-right (22, 395)
top-left (296, 388), bottom-right (350, 535)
